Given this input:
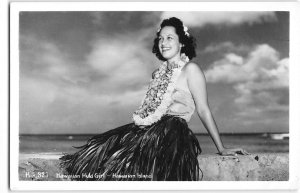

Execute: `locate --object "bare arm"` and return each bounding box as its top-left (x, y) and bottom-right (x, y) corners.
top-left (186, 62), bottom-right (249, 155)
top-left (186, 63), bottom-right (225, 153)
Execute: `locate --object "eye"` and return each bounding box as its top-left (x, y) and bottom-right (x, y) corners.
top-left (167, 36), bottom-right (173, 40)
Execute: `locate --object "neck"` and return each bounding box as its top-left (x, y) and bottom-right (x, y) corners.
top-left (167, 55), bottom-right (181, 65)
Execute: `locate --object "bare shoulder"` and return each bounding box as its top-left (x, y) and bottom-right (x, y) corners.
top-left (184, 62), bottom-right (207, 91)
top-left (184, 62), bottom-right (205, 78)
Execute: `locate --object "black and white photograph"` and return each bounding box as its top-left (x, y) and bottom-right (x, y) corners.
top-left (9, 1), bottom-right (300, 191)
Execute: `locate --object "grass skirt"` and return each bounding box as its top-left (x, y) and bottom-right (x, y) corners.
top-left (59, 115), bottom-right (202, 181)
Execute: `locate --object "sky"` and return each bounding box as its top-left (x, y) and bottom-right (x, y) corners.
top-left (19, 11), bottom-right (289, 134)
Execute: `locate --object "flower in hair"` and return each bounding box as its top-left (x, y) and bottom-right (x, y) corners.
top-left (183, 25), bottom-right (189, 36)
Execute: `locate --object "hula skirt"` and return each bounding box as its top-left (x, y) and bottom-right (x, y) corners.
top-left (59, 115), bottom-right (202, 181)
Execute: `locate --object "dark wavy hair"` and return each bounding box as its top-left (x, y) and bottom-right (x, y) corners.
top-left (152, 17), bottom-right (197, 61)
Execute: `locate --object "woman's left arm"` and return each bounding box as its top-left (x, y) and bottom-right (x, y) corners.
top-left (186, 62), bottom-right (249, 156)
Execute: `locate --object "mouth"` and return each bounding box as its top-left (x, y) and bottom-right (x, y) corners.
top-left (161, 47), bottom-right (171, 52)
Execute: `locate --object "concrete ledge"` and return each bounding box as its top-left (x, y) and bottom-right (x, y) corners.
top-left (19, 153), bottom-right (288, 181)
top-left (198, 153), bottom-right (288, 181)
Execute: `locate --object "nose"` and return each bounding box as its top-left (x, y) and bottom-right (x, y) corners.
top-left (161, 39), bottom-right (167, 46)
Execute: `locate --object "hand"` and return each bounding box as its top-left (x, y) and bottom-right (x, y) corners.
top-left (219, 147), bottom-right (250, 156)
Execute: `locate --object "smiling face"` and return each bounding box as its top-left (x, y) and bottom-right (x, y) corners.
top-left (158, 26), bottom-right (182, 63)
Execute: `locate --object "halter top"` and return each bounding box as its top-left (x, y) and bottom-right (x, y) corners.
top-left (166, 87), bottom-right (195, 122)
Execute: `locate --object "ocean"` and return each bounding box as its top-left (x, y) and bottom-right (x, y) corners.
top-left (19, 133), bottom-right (289, 155)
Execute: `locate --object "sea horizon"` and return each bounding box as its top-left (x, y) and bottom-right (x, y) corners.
top-left (19, 132), bottom-right (289, 155)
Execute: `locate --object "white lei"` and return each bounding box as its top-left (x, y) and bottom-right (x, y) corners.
top-left (132, 57), bottom-right (188, 126)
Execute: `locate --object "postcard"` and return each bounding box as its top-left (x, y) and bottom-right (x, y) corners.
top-left (9, 1), bottom-right (300, 191)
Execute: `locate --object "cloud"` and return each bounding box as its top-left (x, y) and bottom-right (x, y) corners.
top-left (19, 30), bottom-right (156, 134)
top-left (19, 12), bottom-right (162, 134)
top-left (87, 38), bottom-right (149, 83)
top-left (201, 42), bottom-right (251, 55)
top-left (89, 12), bottom-right (161, 34)
top-left (205, 44), bottom-right (288, 84)
top-left (20, 35), bottom-right (90, 85)
top-left (205, 43), bottom-right (289, 114)
top-left (86, 33), bottom-right (157, 94)
top-left (161, 12), bottom-right (277, 27)
top-left (19, 11), bottom-right (289, 134)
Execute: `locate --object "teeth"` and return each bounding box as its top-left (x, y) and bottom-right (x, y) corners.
top-left (162, 48), bottom-right (170, 51)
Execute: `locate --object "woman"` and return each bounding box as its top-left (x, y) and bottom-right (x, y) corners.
top-left (60, 17), bottom-right (249, 181)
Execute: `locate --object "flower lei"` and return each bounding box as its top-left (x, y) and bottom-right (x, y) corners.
top-left (132, 55), bottom-right (189, 126)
